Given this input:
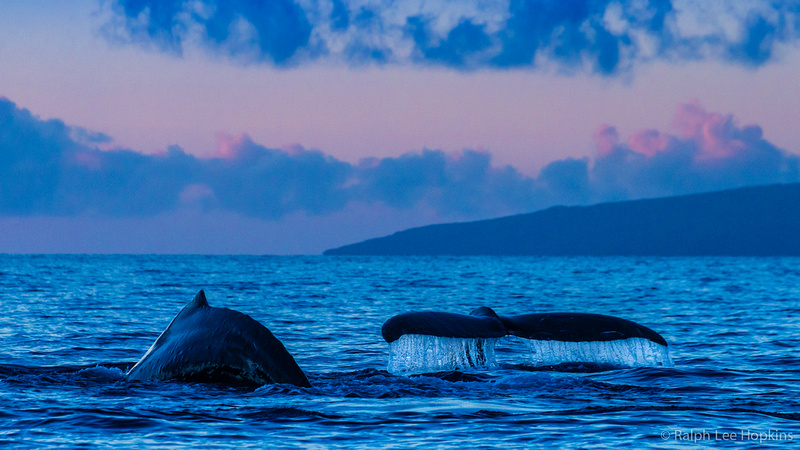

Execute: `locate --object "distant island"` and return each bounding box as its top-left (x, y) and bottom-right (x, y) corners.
top-left (324, 183), bottom-right (800, 256)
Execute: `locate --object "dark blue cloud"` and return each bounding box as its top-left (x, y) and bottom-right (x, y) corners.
top-left (330, 0), bottom-right (350, 31)
top-left (106, 0), bottom-right (313, 63)
top-left (405, 17), bottom-right (493, 68)
top-left (1, 97), bottom-right (798, 222)
top-left (103, 0), bottom-right (800, 73)
top-left (535, 158), bottom-right (591, 205)
top-left (0, 100), bottom-right (74, 214)
top-left (492, 0), bottom-right (617, 70)
top-left (203, 136), bottom-right (353, 218)
top-left (105, 0), bottom-right (186, 53)
top-left (57, 146), bottom-right (202, 215)
top-left (730, 13), bottom-right (777, 65)
top-left (355, 150), bottom-right (447, 209)
top-left (353, 150), bottom-right (536, 217)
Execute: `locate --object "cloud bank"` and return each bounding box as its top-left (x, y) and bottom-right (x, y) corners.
top-left (103, 0), bottom-right (800, 73)
top-left (1, 96), bottom-right (798, 224)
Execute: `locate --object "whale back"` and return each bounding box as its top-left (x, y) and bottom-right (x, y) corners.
top-left (126, 291), bottom-right (311, 387)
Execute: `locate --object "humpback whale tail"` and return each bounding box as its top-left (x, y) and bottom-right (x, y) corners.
top-left (126, 290), bottom-right (311, 388)
top-left (382, 308), bottom-right (672, 373)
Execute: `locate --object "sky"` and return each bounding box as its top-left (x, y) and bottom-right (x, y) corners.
top-left (1, 0), bottom-right (800, 254)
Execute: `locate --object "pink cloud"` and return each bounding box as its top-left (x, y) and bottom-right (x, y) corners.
top-left (627, 129), bottom-right (670, 157)
top-left (593, 125), bottom-right (619, 156)
top-left (584, 101), bottom-right (800, 201)
top-left (671, 101), bottom-right (766, 160)
top-left (213, 133), bottom-right (250, 159)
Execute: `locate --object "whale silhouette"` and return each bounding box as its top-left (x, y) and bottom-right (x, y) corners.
top-left (381, 306), bottom-right (671, 370)
top-left (125, 290), bottom-right (310, 387)
top-left (381, 306), bottom-right (667, 345)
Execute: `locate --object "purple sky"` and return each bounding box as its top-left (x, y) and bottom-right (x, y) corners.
top-left (1, 0), bottom-right (800, 254)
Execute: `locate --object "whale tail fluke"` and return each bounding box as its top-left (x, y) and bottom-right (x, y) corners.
top-left (381, 308), bottom-right (672, 373)
top-left (382, 309), bottom-right (669, 346)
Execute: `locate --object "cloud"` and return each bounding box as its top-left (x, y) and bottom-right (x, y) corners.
top-left (1, 96), bottom-right (798, 225)
top-left (101, 0), bottom-right (800, 73)
top-left (353, 149), bottom-right (538, 218)
top-left (586, 100), bottom-right (800, 200)
top-left (104, 0), bottom-right (314, 64)
top-left (0, 97), bottom-right (535, 220)
top-left (0, 99), bottom-right (76, 214)
top-left (203, 134), bottom-right (353, 218)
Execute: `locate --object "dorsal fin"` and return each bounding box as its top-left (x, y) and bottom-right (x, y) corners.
top-left (187, 290), bottom-right (210, 309)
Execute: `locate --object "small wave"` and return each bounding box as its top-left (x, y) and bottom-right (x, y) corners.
top-left (237, 406), bottom-right (343, 422)
top-left (0, 363), bottom-right (129, 385)
top-left (308, 368), bottom-right (499, 399)
top-left (504, 362), bottom-right (631, 373)
top-left (77, 365), bottom-right (128, 381)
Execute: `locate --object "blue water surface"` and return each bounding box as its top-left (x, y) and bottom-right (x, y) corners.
top-left (1, 255), bottom-right (799, 448)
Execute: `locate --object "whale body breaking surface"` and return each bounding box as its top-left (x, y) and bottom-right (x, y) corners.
top-left (125, 290), bottom-right (310, 387)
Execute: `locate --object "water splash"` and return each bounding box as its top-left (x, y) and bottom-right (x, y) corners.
top-left (388, 334), bottom-right (498, 374)
top-left (388, 335), bottom-right (673, 373)
top-left (523, 337), bottom-right (673, 367)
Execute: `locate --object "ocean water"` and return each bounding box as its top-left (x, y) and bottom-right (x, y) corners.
top-left (1, 255), bottom-right (799, 448)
